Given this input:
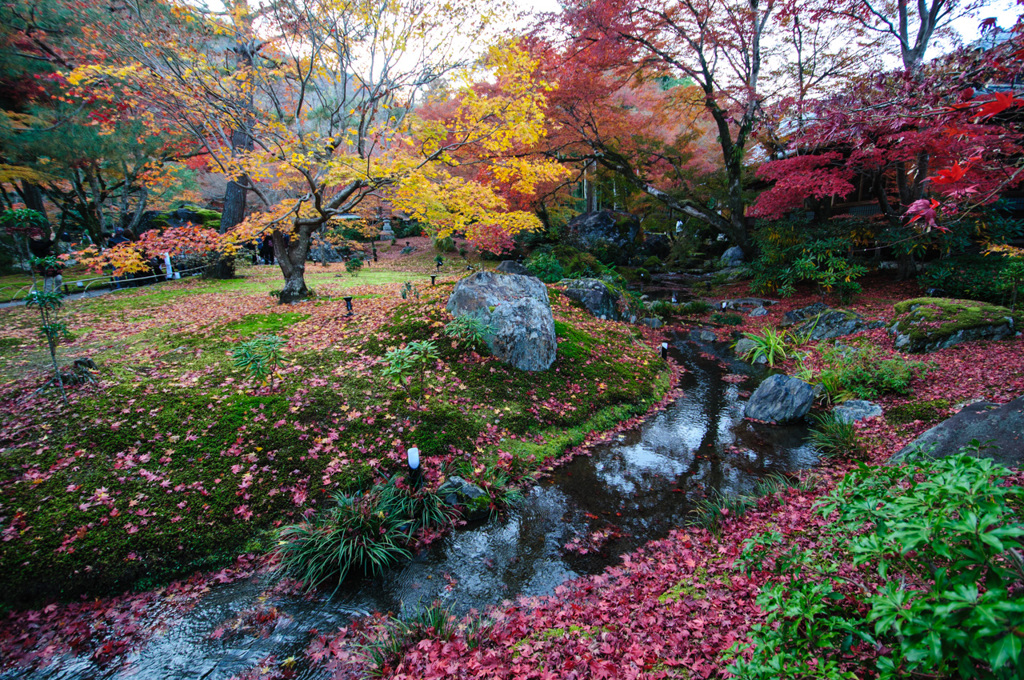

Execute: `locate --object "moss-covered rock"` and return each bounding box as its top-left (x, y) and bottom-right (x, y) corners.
top-left (889, 298), bottom-right (1021, 353)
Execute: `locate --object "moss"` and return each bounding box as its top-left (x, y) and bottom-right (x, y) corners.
top-left (411, 404), bottom-right (481, 458)
top-left (892, 297), bottom-right (1021, 343)
top-left (886, 399), bottom-right (951, 425)
top-left (220, 312), bottom-right (309, 337)
top-left (0, 281), bottom-right (670, 607)
top-left (554, 320), bottom-right (599, 361)
top-left (658, 567), bottom-right (710, 603)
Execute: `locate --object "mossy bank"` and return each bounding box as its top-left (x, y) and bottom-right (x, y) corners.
top-left (0, 280), bottom-right (669, 608)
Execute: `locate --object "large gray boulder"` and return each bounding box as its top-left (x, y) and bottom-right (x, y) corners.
top-left (889, 298), bottom-right (1019, 353)
top-left (720, 246), bottom-right (744, 266)
top-left (446, 271), bottom-right (556, 371)
top-left (495, 260), bottom-right (530, 276)
top-left (563, 278), bottom-right (622, 320)
top-left (564, 210), bottom-right (641, 264)
top-left (744, 374), bottom-right (815, 423)
top-left (793, 309), bottom-right (884, 341)
top-left (833, 399), bottom-right (883, 423)
top-left (893, 396), bottom-right (1024, 469)
top-left (780, 302), bottom-right (830, 328)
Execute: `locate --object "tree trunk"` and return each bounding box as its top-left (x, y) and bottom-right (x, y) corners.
top-left (275, 227), bottom-right (311, 303)
top-left (19, 181), bottom-right (46, 214)
top-left (221, 129), bottom-right (253, 233)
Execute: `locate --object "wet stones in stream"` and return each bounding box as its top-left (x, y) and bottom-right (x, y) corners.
top-left (744, 374), bottom-right (815, 423)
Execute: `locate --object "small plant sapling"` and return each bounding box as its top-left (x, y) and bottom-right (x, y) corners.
top-left (443, 315), bottom-right (492, 351)
top-left (381, 340), bottom-right (438, 406)
top-left (231, 334), bottom-right (285, 383)
top-left (25, 289), bottom-right (69, 404)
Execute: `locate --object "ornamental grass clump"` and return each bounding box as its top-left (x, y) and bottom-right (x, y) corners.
top-left (739, 327), bottom-right (790, 366)
top-left (274, 478), bottom-right (453, 592)
top-left (808, 412), bottom-right (861, 458)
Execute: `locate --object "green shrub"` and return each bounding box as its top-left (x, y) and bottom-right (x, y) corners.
top-left (275, 479), bottom-right (452, 592)
top-left (818, 345), bottom-right (926, 400)
top-left (731, 450), bottom-right (1024, 680)
top-left (680, 300), bottom-right (712, 316)
top-left (231, 334), bottom-right (285, 382)
top-left (432, 235), bottom-right (455, 252)
top-left (346, 255), bottom-right (364, 275)
top-left (526, 252), bottom-right (564, 283)
top-left (711, 312), bottom-right (743, 325)
top-left (749, 218), bottom-right (867, 302)
top-left (444, 315), bottom-right (492, 350)
top-left (381, 340), bottom-right (439, 405)
top-left (919, 254), bottom-right (1019, 305)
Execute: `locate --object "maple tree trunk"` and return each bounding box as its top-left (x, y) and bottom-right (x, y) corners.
top-left (18, 181), bottom-right (46, 214)
top-left (221, 129), bottom-right (254, 234)
top-left (275, 226), bottom-right (313, 304)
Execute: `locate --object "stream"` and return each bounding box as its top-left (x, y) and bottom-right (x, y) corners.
top-left (9, 330), bottom-right (820, 680)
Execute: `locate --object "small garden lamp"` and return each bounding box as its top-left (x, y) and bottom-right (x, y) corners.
top-left (661, 342), bottom-right (669, 359)
top-left (407, 447), bottom-right (422, 489)
top-left (430, 275), bottom-right (436, 286)
top-left (344, 296), bottom-right (354, 316)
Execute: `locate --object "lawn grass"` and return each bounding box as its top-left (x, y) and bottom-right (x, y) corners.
top-left (0, 264), bottom-right (669, 607)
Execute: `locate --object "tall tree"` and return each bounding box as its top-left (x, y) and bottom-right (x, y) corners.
top-left (557, 0), bottom-right (872, 256)
top-left (752, 14), bottom-right (1024, 277)
top-left (103, 0), bottom-right (558, 301)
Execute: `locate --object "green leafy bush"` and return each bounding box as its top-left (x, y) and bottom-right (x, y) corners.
top-left (681, 300), bottom-right (712, 315)
top-left (710, 312), bottom-right (743, 325)
top-left (919, 254), bottom-right (1021, 305)
top-left (818, 345), bottom-right (925, 400)
top-left (382, 340), bottom-right (439, 405)
top-left (827, 452), bottom-right (1024, 679)
top-left (346, 255), bottom-right (364, 275)
top-left (231, 334), bottom-right (285, 382)
top-left (526, 252), bottom-right (564, 283)
top-left (443, 315), bottom-right (492, 350)
top-left (749, 219), bottom-right (867, 302)
top-left (731, 450), bottom-right (1024, 680)
top-left (432, 235), bottom-right (455, 252)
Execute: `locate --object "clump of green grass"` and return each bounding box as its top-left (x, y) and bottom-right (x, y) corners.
top-left (808, 412), bottom-right (861, 458)
top-left (274, 478), bottom-right (452, 592)
top-left (739, 327), bottom-right (790, 366)
top-left (361, 601), bottom-right (459, 677)
top-left (690, 473), bottom-right (814, 534)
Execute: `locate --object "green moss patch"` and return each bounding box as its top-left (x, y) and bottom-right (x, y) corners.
top-left (892, 297), bottom-right (1021, 346)
top-left (885, 399), bottom-right (951, 425)
top-left (220, 312), bottom-right (309, 337)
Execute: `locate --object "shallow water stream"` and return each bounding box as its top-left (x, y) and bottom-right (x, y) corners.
top-left (10, 331), bottom-right (819, 680)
